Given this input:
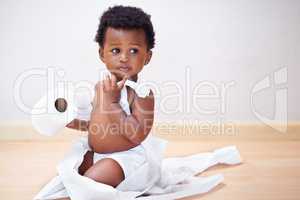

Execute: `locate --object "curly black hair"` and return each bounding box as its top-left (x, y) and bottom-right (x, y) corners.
top-left (95, 5), bottom-right (155, 50)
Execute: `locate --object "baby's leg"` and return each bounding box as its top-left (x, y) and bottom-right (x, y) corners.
top-left (78, 151), bottom-right (94, 175)
top-left (84, 158), bottom-right (125, 187)
top-left (53, 156), bottom-right (123, 200)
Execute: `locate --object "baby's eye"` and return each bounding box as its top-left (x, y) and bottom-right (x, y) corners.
top-left (111, 48), bottom-right (120, 54)
top-left (129, 48), bottom-right (138, 54)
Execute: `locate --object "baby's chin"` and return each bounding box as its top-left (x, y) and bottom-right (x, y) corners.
top-left (109, 71), bottom-right (137, 82)
top-left (110, 71), bottom-right (127, 80)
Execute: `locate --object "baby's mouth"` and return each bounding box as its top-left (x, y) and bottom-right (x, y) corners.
top-left (110, 67), bottom-right (131, 79)
top-left (118, 65), bottom-right (131, 72)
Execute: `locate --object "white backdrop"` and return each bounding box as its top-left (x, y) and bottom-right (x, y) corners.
top-left (1, 0), bottom-right (299, 126)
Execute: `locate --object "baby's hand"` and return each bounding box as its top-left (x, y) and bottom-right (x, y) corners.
top-left (66, 119), bottom-right (89, 131)
top-left (92, 74), bottom-right (127, 110)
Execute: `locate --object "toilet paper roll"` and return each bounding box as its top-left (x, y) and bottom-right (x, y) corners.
top-left (74, 89), bottom-right (93, 121)
top-left (31, 78), bottom-right (150, 136)
top-left (31, 83), bottom-right (78, 136)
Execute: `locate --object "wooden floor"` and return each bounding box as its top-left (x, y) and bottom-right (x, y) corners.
top-left (1, 124), bottom-right (300, 199)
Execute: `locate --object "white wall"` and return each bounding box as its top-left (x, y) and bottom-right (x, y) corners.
top-left (1, 0), bottom-right (299, 125)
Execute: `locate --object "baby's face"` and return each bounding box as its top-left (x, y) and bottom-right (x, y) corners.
top-left (99, 27), bottom-right (152, 81)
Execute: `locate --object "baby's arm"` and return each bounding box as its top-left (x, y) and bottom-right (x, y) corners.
top-left (88, 90), bottom-right (154, 153)
top-left (106, 90), bottom-right (154, 144)
top-left (118, 90), bottom-right (154, 144)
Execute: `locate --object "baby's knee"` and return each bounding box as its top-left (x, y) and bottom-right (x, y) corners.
top-left (83, 158), bottom-right (124, 187)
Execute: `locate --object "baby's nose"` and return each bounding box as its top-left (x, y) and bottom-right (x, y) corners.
top-left (120, 53), bottom-right (129, 62)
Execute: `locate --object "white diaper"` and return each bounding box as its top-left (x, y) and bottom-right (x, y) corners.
top-left (93, 145), bottom-right (146, 179)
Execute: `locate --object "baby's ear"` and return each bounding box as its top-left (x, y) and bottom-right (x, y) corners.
top-left (99, 47), bottom-right (105, 62)
top-left (145, 50), bottom-right (152, 65)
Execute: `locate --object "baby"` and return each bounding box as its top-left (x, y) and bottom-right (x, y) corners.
top-left (66, 5), bottom-right (155, 189)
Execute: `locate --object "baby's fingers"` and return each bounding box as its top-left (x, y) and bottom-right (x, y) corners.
top-left (66, 119), bottom-right (76, 129)
top-left (103, 75), bottom-right (111, 91)
top-left (111, 74), bottom-right (118, 88)
top-left (117, 76), bottom-right (128, 90)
